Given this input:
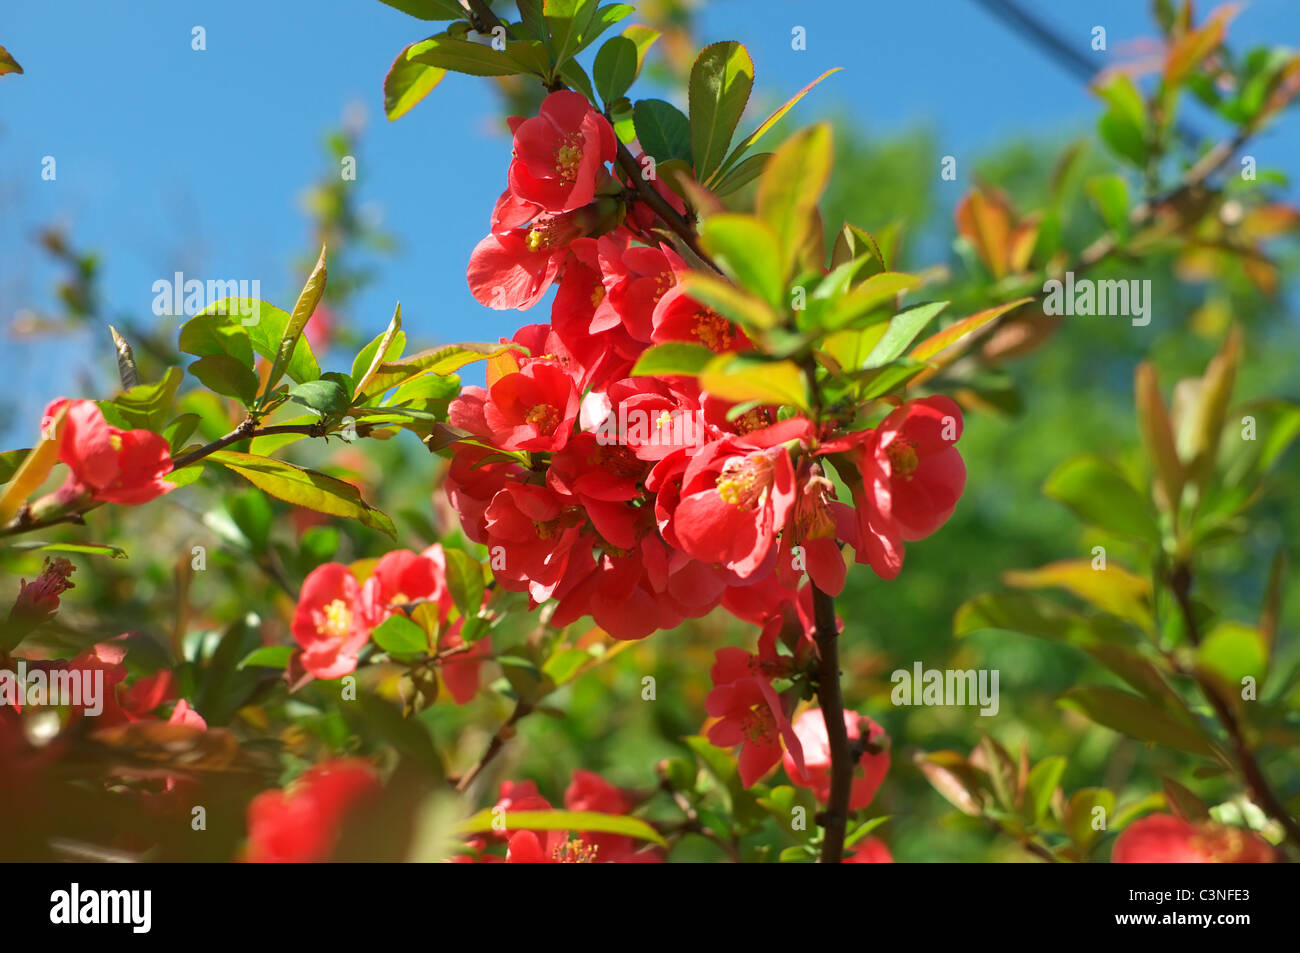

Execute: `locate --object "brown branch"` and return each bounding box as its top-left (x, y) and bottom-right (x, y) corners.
top-left (456, 700), bottom-right (532, 793)
top-left (1170, 562), bottom-right (1300, 851)
top-left (810, 582), bottom-right (852, 863)
top-left (170, 420), bottom-right (330, 470)
top-left (612, 141), bottom-right (721, 273)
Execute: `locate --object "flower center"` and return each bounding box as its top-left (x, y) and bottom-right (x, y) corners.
top-left (795, 474), bottom-right (837, 540)
top-left (691, 310), bottom-right (734, 352)
top-left (740, 706), bottom-right (775, 744)
top-left (886, 437), bottom-right (919, 480)
top-left (553, 838), bottom-right (599, 863)
top-left (715, 455), bottom-right (773, 510)
top-left (526, 224), bottom-right (555, 252)
top-left (590, 284), bottom-right (606, 308)
top-left (554, 133), bottom-right (585, 183)
top-left (318, 598), bottom-right (354, 641)
top-left (525, 403), bottom-right (561, 435)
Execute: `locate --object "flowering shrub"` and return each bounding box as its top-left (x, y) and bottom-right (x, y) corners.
top-left (2, 0), bottom-right (1299, 867)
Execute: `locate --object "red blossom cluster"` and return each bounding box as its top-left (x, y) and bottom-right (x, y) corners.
top-left (448, 91), bottom-right (969, 646)
top-left (244, 758), bottom-right (381, 863)
top-left (290, 543), bottom-right (490, 686)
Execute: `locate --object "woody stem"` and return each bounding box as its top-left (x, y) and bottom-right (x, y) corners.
top-left (811, 581), bottom-right (852, 863)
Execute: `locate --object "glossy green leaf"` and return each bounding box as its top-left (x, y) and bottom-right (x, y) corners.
top-left (593, 35), bottom-right (637, 104)
top-left (700, 214), bottom-right (783, 307)
top-left (1043, 455), bottom-right (1160, 542)
top-left (262, 248), bottom-right (327, 404)
top-left (372, 614), bottom-right (431, 657)
top-left (629, 341), bottom-right (715, 378)
top-left (699, 354), bottom-right (809, 411)
top-left (633, 98), bottom-right (692, 165)
top-left (188, 355), bottom-right (260, 405)
top-left (210, 450), bottom-right (395, 538)
top-left (755, 123), bottom-right (832, 275)
top-left (688, 41), bottom-right (754, 181)
top-left (442, 547), bottom-right (485, 620)
top-left (1059, 686), bottom-right (1218, 758)
top-left (384, 41), bottom-right (446, 120)
top-left (861, 300), bottom-right (948, 367)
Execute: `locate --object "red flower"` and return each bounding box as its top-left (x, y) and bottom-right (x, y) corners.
top-left (652, 286), bottom-right (750, 353)
top-left (167, 698), bottom-right (207, 730)
top-left (507, 90), bottom-right (615, 214)
top-left (1111, 814), bottom-right (1276, 863)
top-left (706, 675), bottom-right (804, 788)
top-left (467, 213), bottom-right (574, 310)
top-left (44, 399), bottom-right (174, 505)
top-left (483, 361), bottom-right (580, 452)
top-left (844, 837), bottom-right (894, 862)
top-left (290, 563), bottom-right (372, 679)
top-left (851, 396), bottom-right (966, 579)
top-left (783, 709), bottom-right (890, 811)
top-left (669, 423), bottom-right (807, 579)
top-left (245, 758), bottom-right (380, 863)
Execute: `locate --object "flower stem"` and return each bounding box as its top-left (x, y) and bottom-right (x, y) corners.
top-left (811, 581), bottom-right (852, 863)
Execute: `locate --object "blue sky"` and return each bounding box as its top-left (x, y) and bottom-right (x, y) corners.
top-left (2, 0), bottom-right (1297, 443)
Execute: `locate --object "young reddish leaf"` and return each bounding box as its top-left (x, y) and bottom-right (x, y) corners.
top-left (1135, 362), bottom-right (1184, 516)
top-left (909, 297), bottom-right (1032, 362)
top-left (0, 44), bottom-right (22, 77)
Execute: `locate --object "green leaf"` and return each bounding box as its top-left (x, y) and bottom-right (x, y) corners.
top-left (755, 123), bottom-right (833, 277)
top-left (1058, 686), bottom-right (1218, 758)
top-left (262, 248), bottom-right (327, 405)
top-left (408, 34), bottom-right (529, 76)
top-left (1095, 73), bottom-right (1148, 167)
top-left (179, 312), bottom-right (255, 367)
top-left (107, 367), bottom-right (184, 432)
top-left (1086, 174), bottom-right (1130, 234)
top-left (573, 4), bottom-right (634, 54)
top-left (1004, 560), bottom-right (1152, 632)
top-left (593, 35), bottom-right (638, 104)
top-left (203, 299), bottom-right (321, 385)
top-left (378, 0), bottom-right (467, 19)
top-left (459, 809), bottom-right (667, 847)
top-left (288, 379), bottom-right (351, 418)
top-left (715, 67), bottom-right (841, 182)
top-left (633, 99), bottom-right (692, 165)
top-left (360, 342), bottom-right (523, 399)
top-left (1197, 621), bottom-right (1268, 691)
top-left (8, 540), bottom-right (128, 559)
top-left (542, 647), bottom-right (591, 686)
top-left (629, 341), bottom-right (715, 378)
top-left (558, 57), bottom-right (596, 103)
top-left (954, 591), bottom-right (1137, 648)
top-left (699, 354), bottom-right (809, 411)
top-left (544, 0), bottom-right (598, 67)
top-left (0, 448), bottom-right (29, 484)
top-left (688, 41), bottom-right (754, 181)
top-left (861, 300), bottom-right (947, 367)
top-left (442, 548), bottom-right (485, 620)
top-left (713, 152), bottom-right (770, 196)
top-left (1066, 787), bottom-right (1115, 851)
top-left (352, 304), bottom-right (404, 400)
top-left (1025, 756), bottom-right (1066, 824)
top-left (700, 214), bottom-right (784, 307)
top-left (237, 645), bottom-right (294, 670)
top-left (210, 450), bottom-right (395, 538)
top-left (384, 41), bottom-right (446, 120)
top-left (1043, 455), bottom-right (1160, 543)
top-left (188, 355), bottom-right (260, 405)
top-left (372, 615), bottom-right (431, 657)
